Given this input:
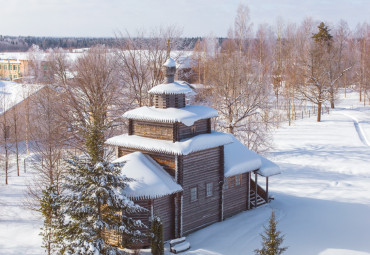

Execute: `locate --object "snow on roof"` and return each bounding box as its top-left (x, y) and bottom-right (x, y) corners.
top-left (113, 152), bottom-right (182, 199)
top-left (0, 59), bottom-right (21, 64)
top-left (106, 131), bottom-right (233, 155)
top-left (0, 81), bottom-right (44, 114)
top-left (257, 156), bottom-right (281, 177)
top-left (224, 134), bottom-right (262, 177)
top-left (163, 57), bottom-right (176, 67)
top-left (123, 105), bottom-right (218, 126)
top-left (224, 134), bottom-right (280, 177)
top-left (176, 56), bottom-right (192, 69)
top-left (148, 81), bottom-right (194, 95)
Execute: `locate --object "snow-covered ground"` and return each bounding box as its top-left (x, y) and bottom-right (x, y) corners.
top-left (185, 90), bottom-right (370, 255)
top-left (1, 89), bottom-right (370, 255)
top-left (0, 144), bottom-right (43, 255)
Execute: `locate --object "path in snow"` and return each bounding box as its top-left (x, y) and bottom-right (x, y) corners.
top-left (340, 111), bottom-right (370, 147)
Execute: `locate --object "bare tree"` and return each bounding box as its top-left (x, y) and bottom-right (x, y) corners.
top-left (207, 40), bottom-right (271, 151)
top-left (26, 85), bottom-right (67, 211)
top-left (115, 26), bottom-right (184, 107)
top-left (11, 107), bottom-right (20, 176)
top-left (0, 90), bottom-right (11, 185)
top-left (354, 22), bottom-right (370, 105)
top-left (55, 46), bottom-right (122, 161)
top-left (234, 3), bottom-right (253, 54)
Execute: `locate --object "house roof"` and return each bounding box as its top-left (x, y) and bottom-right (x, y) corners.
top-left (148, 81), bottom-right (194, 95)
top-left (123, 105), bottom-right (218, 126)
top-left (106, 131), bottom-right (233, 156)
top-left (224, 134), bottom-right (281, 177)
top-left (0, 81), bottom-right (44, 114)
top-left (113, 151), bottom-right (182, 199)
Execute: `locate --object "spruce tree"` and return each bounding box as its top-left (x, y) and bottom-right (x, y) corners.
top-left (150, 216), bottom-right (164, 255)
top-left (312, 22), bottom-right (333, 48)
top-left (255, 211), bottom-right (288, 255)
top-left (39, 184), bottom-right (63, 255)
top-left (58, 158), bottom-right (145, 255)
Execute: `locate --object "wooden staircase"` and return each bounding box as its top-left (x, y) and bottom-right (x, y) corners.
top-left (250, 179), bottom-right (267, 208)
top-left (250, 190), bottom-right (266, 208)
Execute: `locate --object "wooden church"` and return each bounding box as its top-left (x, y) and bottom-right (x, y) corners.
top-left (105, 57), bottom-right (280, 248)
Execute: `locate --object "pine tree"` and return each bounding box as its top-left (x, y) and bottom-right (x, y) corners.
top-left (57, 157), bottom-right (145, 255)
top-left (150, 216), bottom-right (164, 255)
top-left (312, 22), bottom-right (333, 45)
top-left (255, 211), bottom-right (288, 255)
top-left (39, 184), bottom-right (63, 255)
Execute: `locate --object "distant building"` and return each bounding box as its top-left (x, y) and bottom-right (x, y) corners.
top-left (0, 58), bottom-right (28, 81)
top-left (0, 80), bottom-right (44, 143)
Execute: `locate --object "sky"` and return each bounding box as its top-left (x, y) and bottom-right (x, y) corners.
top-left (0, 0), bottom-right (369, 37)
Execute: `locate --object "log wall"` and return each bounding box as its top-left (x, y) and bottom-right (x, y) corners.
top-left (129, 118), bottom-right (211, 142)
top-left (130, 199), bottom-right (151, 247)
top-left (178, 118), bottom-right (211, 140)
top-left (153, 94), bottom-right (185, 109)
top-left (153, 195), bottom-right (176, 241)
top-left (223, 173), bottom-right (250, 219)
top-left (180, 147), bottom-right (222, 234)
top-left (102, 199), bottom-right (151, 248)
top-left (131, 120), bottom-right (174, 141)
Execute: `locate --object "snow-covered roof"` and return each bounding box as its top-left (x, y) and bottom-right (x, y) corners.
top-left (0, 59), bottom-right (21, 64)
top-left (148, 81), bottom-right (194, 95)
top-left (163, 57), bottom-right (176, 67)
top-left (224, 134), bottom-right (281, 177)
top-left (106, 131), bottom-right (233, 155)
top-left (123, 105), bottom-right (218, 126)
top-left (257, 156), bottom-right (281, 177)
top-left (224, 134), bottom-right (261, 177)
top-left (113, 152), bottom-right (182, 199)
top-left (0, 81), bottom-right (44, 114)
top-left (176, 56), bottom-right (192, 69)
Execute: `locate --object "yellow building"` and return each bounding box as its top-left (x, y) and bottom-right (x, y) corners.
top-left (0, 59), bottom-right (28, 81)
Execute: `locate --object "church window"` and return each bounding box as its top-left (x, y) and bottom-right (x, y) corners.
top-left (235, 174), bottom-right (241, 186)
top-left (190, 187), bottom-right (198, 202)
top-left (206, 182), bottom-right (213, 197)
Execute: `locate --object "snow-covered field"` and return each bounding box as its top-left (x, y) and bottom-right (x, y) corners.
top-left (1, 89), bottom-right (370, 255)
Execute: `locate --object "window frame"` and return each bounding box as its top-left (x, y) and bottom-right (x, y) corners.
top-left (235, 174), bottom-right (241, 186)
top-left (206, 182), bottom-right (213, 197)
top-left (190, 186), bottom-right (198, 202)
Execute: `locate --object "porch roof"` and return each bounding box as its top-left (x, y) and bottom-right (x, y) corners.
top-left (113, 151), bottom-right (182, 199)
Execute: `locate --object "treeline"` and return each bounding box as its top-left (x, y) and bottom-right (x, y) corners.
top-left (0, 35), bottom-right (213, 52)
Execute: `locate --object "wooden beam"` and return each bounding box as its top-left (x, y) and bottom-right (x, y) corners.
top-left (266, 176), bottom-right (269, 203)
top-left (219, 146), bottom-right (225, 221)
top-left (174, 195), bottom-right (178, 238)
top-left (128, 119), bottom-right (133, 135)
top-left (255, 172), bottom-right (258, 208)
top-left (247, 172), bottom-right (250, 210)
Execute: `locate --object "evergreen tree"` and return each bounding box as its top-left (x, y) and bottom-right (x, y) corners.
top-left (312, 22), bottom-right (333, 46)
top-left (150, 216), bottom-right (164, 255)
top-left (58, 158), bottom-right (145, 255)
top-left (39, 184), bottom-right (63, 255)
top-left (255, 211), bottom-right (288, 255)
